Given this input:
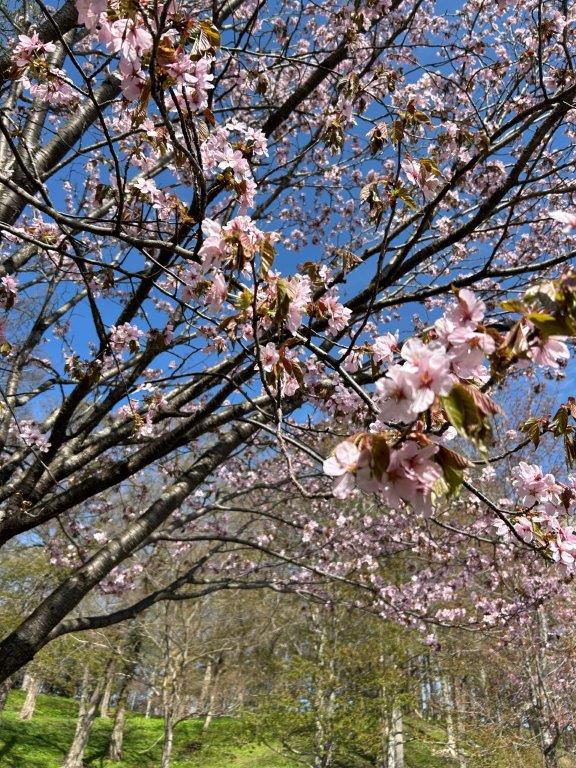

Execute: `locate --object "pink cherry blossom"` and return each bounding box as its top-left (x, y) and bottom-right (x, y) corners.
top-left (110, 323), bottom-right (144, 353)
top-left (513, 516), bottom-right (534, 543)
top-left (118, 57), bottom-right (147, 101)
top-left (260, 343), bottom-right (279, 372)
top-left (530, 336), bottom-right (570, 368)
top-left (375, 365), bottom-right (418, 423)
top-left (206, 272), bottom-right (228, 312)
top-left (323, 441), bottom-right (364, 499)
top-left (445, 289), bottom-right (486, 328)
top-left (75, 0), bottom-right (107, 30)
top-left (511, 462), bottom-right (560, 506)
top-left (400, 339), bottom-right (454, 413)
top-left (372, 331), bottom-right (399, 363)
top-left (14, 33), bottom-right (56, 68)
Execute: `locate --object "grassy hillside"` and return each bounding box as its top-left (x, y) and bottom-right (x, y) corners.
top-left (0, 691), bottom-right (293, 768)
top-left (0, 690), bottom-right (558, 768)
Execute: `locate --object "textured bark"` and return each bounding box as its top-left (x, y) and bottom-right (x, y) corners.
top-left (312, 612), bottom-right (337, 768)
top-left (201, 655), bottom-right (223, 735)
top-left (387, 706), bottom-right (404, 768)
top-left (0, 677), bottom-right (11, 712)
top-left (160, 713), bottom-right (175, 768)
top-left (441, 677), bottom-right (459, 762)
top-left (0, 420), bottom-right (260, 683)
top-left (108, 693), bottom-right (127, 761)
top-left (527, 609), bottom-right (560, 768)
top-left (144, 674), bottom-right (156, 719)
top-left (18, 675), bottom-right (40, 720)
top-left (99, 662), bottom-right (116, 719)
top-left (62, 669), bottom-right (103, 768)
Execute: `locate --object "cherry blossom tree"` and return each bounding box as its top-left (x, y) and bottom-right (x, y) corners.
top-left (2, 0), bottom-right (576, 683)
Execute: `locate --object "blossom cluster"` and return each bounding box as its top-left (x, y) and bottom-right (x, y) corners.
top-left (74, 0), bottom-right (216, 105)
top-left (14, 32), bottom-right (77, 106)
top-left (493, 462), bottom-right (576, 568)
top-left (323, 285), bottom-right (574, 540)
top-left (200, 120), bottom-right (268, 213)
top-left (375, 289), bottom-right (492, 423)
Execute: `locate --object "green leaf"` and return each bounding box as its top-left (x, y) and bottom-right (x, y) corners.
top-left (527, 312), bottom-right (575, 338)
top-left (442, 463), bottom-right (464, 497)
top-left (520, 417), bottom-right (541, 448)
top-left (393, 184), bottom-right (418, 210)
top-left (390, 119), bottom-right (404, 146)
top-left (500, 299), bottom-right (527, 313)
top-left (275, 280), bottom-right (292, 325)
top-left (413, 110), bottom-right (432, 126)
top-left (551, 405), bottom-right (570, 437)
top-left (442, 383), bottom-right (493, 450)
top-left (370, 434), bottom-right (390, 480)
top-left (259, 238), bottom-right (275, 279)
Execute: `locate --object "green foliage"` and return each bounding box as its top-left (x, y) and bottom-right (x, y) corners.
top-left (0, 688), bottom-right (557, 768)
top-left (0, 691), bottom-right (294, 768)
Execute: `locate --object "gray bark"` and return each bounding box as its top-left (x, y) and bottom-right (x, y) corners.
top-left (441, 677), bottom-right (459, 764)
top-left (108, 692), bottom-right (127, 761)
top-left (387, 706), bottom-right (404, 768)
top-left (160, 714), bottom-right (175, 768)
top-left (144, 674), bottom-right (156, 719)
top-left (99, 662), bottom-right (116, 719)
top-left (62, 668), bottom-right (103, 768)
top-left (0, 676), bottom-right (11, 712)
top-left (312, 612), bottom-right (336, 768)
top-left (19, 675), bottom-right (40, 720)
top-left (201, 655), bottom-right (223, 735)
top-left (0, 420), bottom-right (259, 683)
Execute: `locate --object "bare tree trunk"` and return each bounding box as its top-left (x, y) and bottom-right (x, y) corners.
top-left (199, 661), bottom-right (213, 712)
top-left (312, 613), bottom-right (336, 768)
top-left (21, 672), bottom-right (31, 692)
top-left (99, 662), bottom-right (116, 718)
top-left (144, 682), bottom-right (156, 718)
top-left (202, 687), bottom-right (217, 734)
top-left (108, 676), bottom-right (130, 761)
top-left (19, 675), bottom-right (40, 720)
top-left (0, 677), bottom-right (12, 712)
top-left (441, 677), bottom-right (460, 763)
top-left (62, 668), bottom-right (103, 768)
top-left (387, 706), bottom-right (404, 768)
top-left (201, 655), bottom-right (223, 735)
top-left (160, 713), bottom-right (175, 768)
top-left (526, 610), bottom-right (560, 768)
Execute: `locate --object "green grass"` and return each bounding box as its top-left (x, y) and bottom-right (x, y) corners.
top-left (0, 690), bottom-right (554, 768)
top-left (0, 691), bottom-right (294, 768)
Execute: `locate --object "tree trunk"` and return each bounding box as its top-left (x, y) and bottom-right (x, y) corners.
top-left (108, 678), bottom-right (130, 761)
top-left (202, 688), bottom-right (217, 734)
top-left (144, 688), bottom-right (155, 718)
top-left (526, 610), bottom-right (560, 768)
top-left (201, 655), bottom-right (223, 734)
top-left (441, 677), bottom-right (460, 764)
top-left (108, 698), bottom-right (126, 760)
top-left (312, 614), bottom-right (336, 768)
top-left (62, 669), bottom-right (103, 768)
top-left (99, 662), bottom-right (115, 718)
top-left (387, 706), bottom-right (404, 768)
top-left (160, 714), bottom-right (175, 768)
top-left (0, 677), bottom-right (12, 712)
top-left (199, 661), bottom-right (213, 710)
top-left (19, 675), bottom-right (40, 720)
